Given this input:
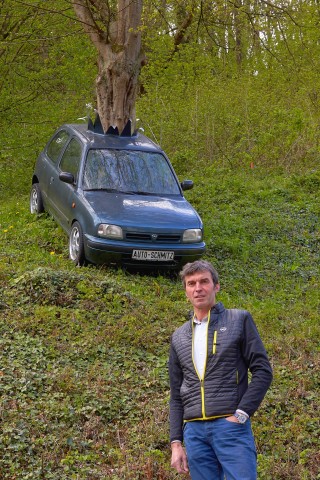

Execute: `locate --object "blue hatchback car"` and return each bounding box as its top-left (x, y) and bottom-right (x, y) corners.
top-left (30, 119), bottom-right (205, 269)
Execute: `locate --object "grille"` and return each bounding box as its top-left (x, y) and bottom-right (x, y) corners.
top-left (126, 232), bottom-right (181, 243)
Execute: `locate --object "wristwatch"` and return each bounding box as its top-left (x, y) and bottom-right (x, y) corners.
top-left (234, 411), bottom-right (248, 424)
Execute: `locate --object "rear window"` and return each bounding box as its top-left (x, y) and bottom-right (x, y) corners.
top-left (47, 130), bottom-right (70, 164)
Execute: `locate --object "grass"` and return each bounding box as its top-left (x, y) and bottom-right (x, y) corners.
top-left (0, 156), bottom-right (319, 479)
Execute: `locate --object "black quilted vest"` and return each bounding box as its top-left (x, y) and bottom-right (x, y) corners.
top-left (171, 302), bottom-right (250, 421)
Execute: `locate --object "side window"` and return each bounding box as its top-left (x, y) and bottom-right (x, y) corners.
top-left (47, 130), bottom-right (70, 164)
top-left (59, 138), bottom-right (82, 180)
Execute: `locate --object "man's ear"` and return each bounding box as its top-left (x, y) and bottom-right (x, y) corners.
top-left (215, 283), bottom-right (221, 292)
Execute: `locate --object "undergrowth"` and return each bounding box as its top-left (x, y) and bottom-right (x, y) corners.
top-left (0, 163), bottom-right (319, 479)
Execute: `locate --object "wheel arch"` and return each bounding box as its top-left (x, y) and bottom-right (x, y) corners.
top-left (32, 174), bottom-right (39, 184)
top-left (69, 219), bottom-right (86, 265)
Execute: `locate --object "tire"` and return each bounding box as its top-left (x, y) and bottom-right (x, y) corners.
top-left (69, 221), bottom-right (86, 265)
top-left (30, 183), bottom-right (44, 214)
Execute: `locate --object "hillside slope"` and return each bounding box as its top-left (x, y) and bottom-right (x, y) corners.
top-left (0, 165), bottom-right (319, 479)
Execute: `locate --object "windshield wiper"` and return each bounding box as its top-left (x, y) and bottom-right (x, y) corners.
top-left (84, 188), bottom-right (155, 195)
top-left (122, 190), bottom-right (153, 195)
top-left (84, 188), bottom-right (121, 193)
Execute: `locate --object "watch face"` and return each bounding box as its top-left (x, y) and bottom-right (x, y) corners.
top-left (236, 413), bottom-right (247, 423)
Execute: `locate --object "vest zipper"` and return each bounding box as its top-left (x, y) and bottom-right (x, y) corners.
top-left (200, 378), bottom-right (205, 416)
top-left (192, 310), bottom-right (211, 418)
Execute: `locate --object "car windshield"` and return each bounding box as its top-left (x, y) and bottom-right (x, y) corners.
top-left (82, 149), bottom-right (181, 195)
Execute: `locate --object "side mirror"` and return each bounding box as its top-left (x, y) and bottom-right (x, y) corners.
top-left (181, 180), bottom-right (194, 191)
top-left (59, 172), bottom-right (75, 184)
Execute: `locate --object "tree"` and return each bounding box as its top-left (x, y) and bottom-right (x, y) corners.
top-left (0, 1), bottom-right (94, 121)
top-left (0, 0), bottom-right (52, 114)
top-left (72, 0), bottom-right (144, 133)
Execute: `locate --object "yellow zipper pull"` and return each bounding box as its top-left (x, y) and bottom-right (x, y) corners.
top-left (212, 330), bottom-right (218, 354)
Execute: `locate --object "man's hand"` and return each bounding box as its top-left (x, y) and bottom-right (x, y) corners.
top-left (225, 415), bottom-right (239, 423)
top-left (171, 442), bottom-right (189, 474)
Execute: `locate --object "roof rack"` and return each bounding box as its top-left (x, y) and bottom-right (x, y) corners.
top-left (88, 113), bottom-right (134, 137)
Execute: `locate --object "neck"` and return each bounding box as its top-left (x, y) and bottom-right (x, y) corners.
top-left (194, 304), bottom-right (214, 321)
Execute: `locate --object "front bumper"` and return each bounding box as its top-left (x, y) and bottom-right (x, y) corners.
top-left (84, 234), bottom-right (206, 268)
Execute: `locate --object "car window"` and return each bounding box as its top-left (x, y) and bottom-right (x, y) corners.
top-left (59, 138), bottom-right (82, 180)
top-left (47, 130), bottom-right (70, 164)
top-left (82, 149), bottom-right (180, 195)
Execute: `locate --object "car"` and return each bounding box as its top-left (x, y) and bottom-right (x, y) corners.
top-left (30, 116), bottom-right (205, 270)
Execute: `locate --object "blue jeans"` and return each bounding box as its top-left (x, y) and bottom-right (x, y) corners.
top-left (183, 419), bottom-right (257, 480)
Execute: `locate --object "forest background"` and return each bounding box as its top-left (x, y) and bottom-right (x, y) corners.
top-left (0, 0), bottom-right (319, 479)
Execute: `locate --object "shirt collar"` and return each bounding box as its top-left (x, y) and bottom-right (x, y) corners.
top-left (193, 315), bottom-right (208, 325)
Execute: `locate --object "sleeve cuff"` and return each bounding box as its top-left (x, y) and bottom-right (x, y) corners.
top-left (235, 409), bottom-right (249, 419)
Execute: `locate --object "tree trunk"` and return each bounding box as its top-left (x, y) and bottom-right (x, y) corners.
top-left (233, 0), bottom-right (243, 70)
top-left (72, 0), bottom-right (144, 133)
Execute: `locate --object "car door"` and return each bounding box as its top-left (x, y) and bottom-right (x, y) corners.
top-left (39, 129), bottom-right (70, 209)
top-left (48, 137), bottom-right (83, 232)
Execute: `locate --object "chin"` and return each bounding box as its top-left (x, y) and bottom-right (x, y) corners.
top-left (195, 301), bottom-right (208, 308)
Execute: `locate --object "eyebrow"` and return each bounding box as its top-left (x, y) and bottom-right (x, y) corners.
top-left (187, 277), bottom-right (210, 285)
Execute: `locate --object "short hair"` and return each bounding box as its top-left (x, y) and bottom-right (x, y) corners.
top-left (180, 260), bottom-right (219, 288)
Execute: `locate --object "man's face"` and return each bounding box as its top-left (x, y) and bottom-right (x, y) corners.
top-left (184, 270), bottom-right (220, 312)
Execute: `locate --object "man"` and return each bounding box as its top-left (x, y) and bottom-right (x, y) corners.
top-left (169, 260), bottom-right (273, 479)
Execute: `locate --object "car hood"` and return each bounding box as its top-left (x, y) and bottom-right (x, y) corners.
top-left (83, 191), bottom-right (202, 229)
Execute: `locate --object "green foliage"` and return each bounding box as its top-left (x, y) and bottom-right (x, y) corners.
top-left (1, 1), bottom-right (320, 477)
top-left (1, 162), bottom-right (319, 478)
top-left (0, 0), bottom-right (96, 160)
top-left (139, 53), bottom-right (320, 170)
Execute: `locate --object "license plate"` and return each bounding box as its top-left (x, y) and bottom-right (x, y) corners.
top-left (132, 250), bottom-right (174, 261)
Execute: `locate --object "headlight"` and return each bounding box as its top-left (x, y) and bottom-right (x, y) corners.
top-left (182, 229), bottom-right (203, 243)
top-left (98, 224), bottom-right (123, 239)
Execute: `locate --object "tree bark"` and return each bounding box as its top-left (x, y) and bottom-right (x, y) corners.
top-left (72, 0), bottom-right (144, 133)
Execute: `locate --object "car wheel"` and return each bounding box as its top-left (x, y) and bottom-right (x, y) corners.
top-left (69, 221), bottom-right (85, 265)
top-left (30, 183), bottom-right (44, 214)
